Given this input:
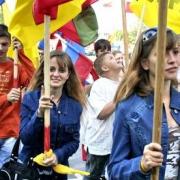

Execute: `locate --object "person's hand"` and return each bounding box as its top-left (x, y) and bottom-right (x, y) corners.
top-left (140, 143), bottom-right (163, 173)
top-left (43, 153), bottom-right (58, 166)
top-left (37, 92), bottom-right (53, 117)
top-left (7, 88), bottom-right (21, 102)
top-left (12, 36), bottom-right (23, 50)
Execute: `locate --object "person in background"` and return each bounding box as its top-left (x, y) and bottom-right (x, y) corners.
top-left (0, 24), bottom-right (35, 168)
top-left (108, 28), bottom-right (180, 180)
top-left (19, 50), bottom-right (86, 180)
top-left (94, 39), bottom-right (111, 57)
top-left (176, 34), bottom-right (180, 91)
top-left (83, 52), bottom-right (122, 180)
top-left (112, 50), bottom-right (125, 80)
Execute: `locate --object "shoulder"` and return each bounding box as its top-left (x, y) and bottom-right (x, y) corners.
top-left (22, 90), bottom-right (40, 103)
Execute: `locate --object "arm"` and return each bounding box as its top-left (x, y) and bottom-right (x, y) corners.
top-left (20, 92), bottom-right (44, 145)
top-left (107, 103), bottom-right (150, 180)
top-left (12, 37), bottom-right (35, 79)
top-left (97, 101), bottom-right (116, 120)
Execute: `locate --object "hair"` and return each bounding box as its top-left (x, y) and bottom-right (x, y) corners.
top-left (0, 24), bottom-right (11, 40)
top-left (28, 50), bottom-right (86, 106)
top-left (94, 39), bottom-right (111, 55)
top-left (114, 28), bottom-right (177, 104)
top-left (94, 51), bottom-right (111, 76)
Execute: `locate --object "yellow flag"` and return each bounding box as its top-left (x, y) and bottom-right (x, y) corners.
top-left (130, 0), bottom-right (180, 34)
top-left (8, 0), bottom-right (85, 67)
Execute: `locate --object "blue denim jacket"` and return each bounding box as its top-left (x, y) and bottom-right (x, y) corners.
top-left (19, 90), bottom-right (82, 165)
top-left (108, 88), bottom-right (180, 180)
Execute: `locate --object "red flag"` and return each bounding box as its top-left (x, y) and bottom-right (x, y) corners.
top-left (82, 0), bottom-right (98, 9)
top-left (33, 0), bottom-right (72, 24)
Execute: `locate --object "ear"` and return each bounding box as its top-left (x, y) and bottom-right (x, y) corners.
top-left (141, 59), bottom-right (149, 70)
top-left (101, 64), bottom-right (109, 72)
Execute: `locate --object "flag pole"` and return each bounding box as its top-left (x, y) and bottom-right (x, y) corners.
top-left (43, 14), bottom-right (51, 152)
top-left (121, 0), bottom-right (129, 68)
top-left (13, 48), bottom-right (19, 88)
top-left (151, 0), bottom-right (168, 179)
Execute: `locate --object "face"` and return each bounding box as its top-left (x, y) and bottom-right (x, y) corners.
top-left (114, 52), bottom-right (124, 69)
top-left (144, 43), bottom-right (178, 82)
top-left (50, 57), bottom-right (70, 89)
top-left (0, 36), bottom-right (10, 60)
top-left (102, 53), bottom-right (123, 72)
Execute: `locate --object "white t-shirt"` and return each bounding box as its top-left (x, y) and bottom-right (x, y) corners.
top-left (83, 77), bottom-right (119, 155)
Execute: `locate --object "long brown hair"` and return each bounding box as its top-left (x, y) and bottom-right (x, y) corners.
top-left (28, 50), bottom-right (86, 106)
top-left (114, 28), bottom-right (177, 104)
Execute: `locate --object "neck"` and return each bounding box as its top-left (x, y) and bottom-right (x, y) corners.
top-left (103, 71), bottom-right (120, 82)
top-left (50, 87), bottom-right (63, 100)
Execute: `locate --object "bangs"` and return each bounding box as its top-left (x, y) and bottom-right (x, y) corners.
top-left (56, 57), bottom-right (68, 71)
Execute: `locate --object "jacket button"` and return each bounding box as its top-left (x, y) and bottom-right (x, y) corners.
top-left (58, 111), bottom-right (61, 114)
top-left (174, 109), bottom-right (178, 114)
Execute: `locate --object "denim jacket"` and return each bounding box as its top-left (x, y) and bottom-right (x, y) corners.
top-left (108, 88), bottom-right (180, 180)
top-left (19, 90), bottom-right (82, 165)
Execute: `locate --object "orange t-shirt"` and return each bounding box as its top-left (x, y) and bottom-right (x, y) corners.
top-left (0, 53), bottom-right (35, 138)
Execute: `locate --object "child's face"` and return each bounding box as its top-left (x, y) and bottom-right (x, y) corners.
top-left (0, 36), bottom-right (10, 60)
top-left (102, 53), bottom-right (123, 72)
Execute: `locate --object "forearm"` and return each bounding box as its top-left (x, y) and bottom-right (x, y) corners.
top-left (97, 101), bottom-right (116, 120)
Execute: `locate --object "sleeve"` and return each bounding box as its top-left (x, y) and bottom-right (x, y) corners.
top-left (18, 49), bottom-right (35, 80)
top-left (20, 93), bottom-right (44, 146)
top-left (0, 94), bottom-right (9, 108)
top-left (107, 103), bottom-right (150, 180)
top-left (54, 104), bottom-right (82, 163)
top-left (88, 80), bottom-right (108, 118)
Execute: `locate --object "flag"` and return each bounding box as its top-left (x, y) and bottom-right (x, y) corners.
top-left (0, 0), bottom-right (5, 5)
top-left (63, 38), bottom-right (99, 84)
top-left (8, 0), bottom-right (86, 67)
top-left (82, 0), bottom-right (98, 9)
top-left (33, 0), bottom-right (72, 24)
top-left (58, 6), bottom-right (98, 46)
top-left (129, 0), bottom-right (180, 33)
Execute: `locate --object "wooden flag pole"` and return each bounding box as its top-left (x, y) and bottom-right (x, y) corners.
top-left (121, 0), bottom-right (129, 68)
top-left (151, 0), bottom-right (168, 179)
top-left (13, 48), bottom-right (19, 88)
top-left (43, 14), bottom-right (51, 152)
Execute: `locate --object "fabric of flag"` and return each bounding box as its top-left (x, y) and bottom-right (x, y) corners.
top-left (33, 0), bottom-right (72, 24)
top-left (130, 0), bottom-right (180, 33)
top-left (82, 0), bottom-right (98, 9)
top-left (8, 0), bottom-right (85, 68)
top-left (63, 39), bottom-right (99, 84)
top-left (0, 0), bottom-right (5, 5)
top-left (59, 6), bottom-right (98, 46)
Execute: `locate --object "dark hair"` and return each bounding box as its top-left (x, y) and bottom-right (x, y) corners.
top-left (0, 24), bottom-right (11, 40)
top-left (28, 50), bottom-right (86, 106)
top-left (94, 39), bottom-right (111, 55)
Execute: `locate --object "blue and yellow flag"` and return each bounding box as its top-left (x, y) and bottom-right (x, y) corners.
top-left (130, 0), bottom-right (180, 34)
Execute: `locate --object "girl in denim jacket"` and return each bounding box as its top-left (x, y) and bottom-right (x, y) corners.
top-left (108, 28), bottom-right (180, 180)
top-left (20, 50), bottom-right (86, 180)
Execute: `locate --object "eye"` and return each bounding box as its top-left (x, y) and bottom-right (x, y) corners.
top-left (50, 67), bottom-right (56, 72)
top-left (173, 49), bottom-right (179, 55)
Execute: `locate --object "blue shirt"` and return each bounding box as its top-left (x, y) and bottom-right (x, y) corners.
top-left (108, 88), bottom-right (180, 180)
top-left (20, 89), bottom-right (82, 165)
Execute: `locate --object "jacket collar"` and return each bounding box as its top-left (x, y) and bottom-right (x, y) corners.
top-left (145, 88), bottom-right (180, 110)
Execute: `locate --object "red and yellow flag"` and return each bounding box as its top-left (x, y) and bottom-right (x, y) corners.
top-left (8, 0), bottom-right (85, 67)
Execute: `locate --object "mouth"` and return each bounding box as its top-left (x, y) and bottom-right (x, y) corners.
top-left (165, 67), bottom-right (177, 73)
